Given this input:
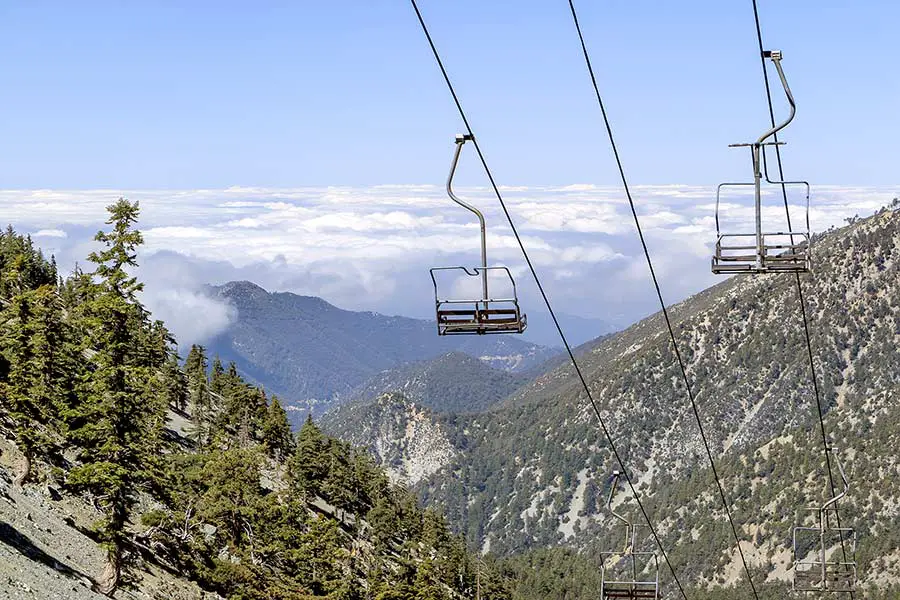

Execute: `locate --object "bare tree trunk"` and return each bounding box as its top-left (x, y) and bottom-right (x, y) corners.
top-left (13, 451), bottom-right (32, 488)
top-left (94, 554), bottom-right (120, 597)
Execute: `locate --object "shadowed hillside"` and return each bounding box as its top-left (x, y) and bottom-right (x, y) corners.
top-left (204, 282), bottom-right (557, 419)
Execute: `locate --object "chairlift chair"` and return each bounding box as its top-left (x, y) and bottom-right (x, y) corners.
top-left (713, 50), bottom-right (811, 274)
top-left (429, 134), bottom-right (527, 335)
top-left (600, 471), bottom-right (660, 599)
top-left (792, 449), bottom-right (857, 593)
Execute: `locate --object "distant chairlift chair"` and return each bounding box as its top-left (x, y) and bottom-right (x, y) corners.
top-left (429, 134), bottom-right (526, 335)
top-left (600, 471), bottom-right (660, 599)
top-left (713, 50), bottom-right (811, 274)
top-left (792, 448), bottom-right (857, 593)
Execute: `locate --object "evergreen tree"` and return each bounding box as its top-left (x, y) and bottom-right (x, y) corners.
top-left (0, 227), bottom-right (56, 298)
top-left (261, 395), bottom-right (294, 460)
top-left (163, 354), bottom-right (189, 413)
top-left (209, 355), bottom-right (226, 395)
top-left (290, 416), bottom-right (329, 498)
top-left (65, 198), bottom-right (169, 596)
top-left (184, 344), bottom-right (212, 447)
top-left (1, 289), bottom-right (41, 485)
top-left (0, 248), bottom-right (72, 485)
top-left (197, 447), bottom-right (264, 547)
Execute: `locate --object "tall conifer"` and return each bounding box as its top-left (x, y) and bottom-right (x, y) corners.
top-left (65, 198), bottom-right (169, 596)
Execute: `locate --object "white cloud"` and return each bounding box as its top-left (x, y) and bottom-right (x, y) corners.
top-left (144, 287), bottom-right (237, 347)
top-left (2, 184), bottom-right (894, 334)
top-left (33, 229), bottom-right (67, 238)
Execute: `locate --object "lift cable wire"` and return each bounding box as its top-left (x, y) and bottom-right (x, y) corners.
top-left (749, 2), bottom-right (855, 593)
top-left (408, 2), bottom-right (688, 598)
top-left (565, 1), bottom-right (761, 598)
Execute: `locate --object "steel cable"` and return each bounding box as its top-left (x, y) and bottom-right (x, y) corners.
top-left (408, 1), bottom-right (689, 598)
top-left (749, 2), bottom-right (855, 595)
top-left (565, 1), bottom-right (762, 598)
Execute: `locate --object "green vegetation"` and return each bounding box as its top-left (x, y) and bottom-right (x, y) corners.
top-left (3, 202), bottom-right (898, 597)
top-left (203, 281), bottom-right (553, 420)
top-left (341, 352), bottom-right (530, 415)
top-left (0, 203), bottom-right (510, 599)
top-left (325, 206), bottom-right (900, 595)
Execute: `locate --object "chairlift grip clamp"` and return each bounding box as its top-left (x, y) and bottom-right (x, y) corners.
top-left (455, 133), bottom-right (475, 144)
top-left (763, 49), bottom-right (782, 61)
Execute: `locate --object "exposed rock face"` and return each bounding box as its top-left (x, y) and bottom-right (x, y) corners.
top-left (323, 393), bottom-right (457, 486)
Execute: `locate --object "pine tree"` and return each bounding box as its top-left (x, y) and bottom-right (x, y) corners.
top-left (197, 447), bottom-right (264, 548)
top-left (209, 355), bottom-right (226, 395)
top-left (184, 344), bottom-right (212, 447)
top-left (0, 251), bottom-right (71, 485)
top-left (65, 198), bottom-right (169, 596)
top-left (290, 416), bottom-right (329, 498)
top-left (163, 354), bottom-right (189, 413)
top-left (1, 289), bottom-right (39, 484)
top-left (261, 395), bottom-right (294, 460)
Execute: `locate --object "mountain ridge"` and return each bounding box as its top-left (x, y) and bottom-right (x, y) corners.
top-left (202, 282), bottom-right (558, 421)
top-left (338, 351), bottom-right (530, 414)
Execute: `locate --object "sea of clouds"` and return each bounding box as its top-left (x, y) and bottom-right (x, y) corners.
top-left (1, 183), bottom-right (894, 348)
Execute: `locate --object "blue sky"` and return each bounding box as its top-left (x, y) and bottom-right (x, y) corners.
top-left (1, 1), bottom-right (898, 188)
top-left (0, 2), bottom-right (898, 348)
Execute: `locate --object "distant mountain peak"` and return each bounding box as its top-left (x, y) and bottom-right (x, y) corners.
top-left (212, 281), bottom-right (343, 312)
top-left (214, 280), bottom-right (269, 299)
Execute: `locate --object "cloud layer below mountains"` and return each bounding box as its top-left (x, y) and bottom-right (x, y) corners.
top-left (2, 184), bottom-right (894, 347)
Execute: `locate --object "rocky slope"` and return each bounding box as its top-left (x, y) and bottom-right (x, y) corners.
top-left (327, 207), bottom-right (900, 594)
top-left (322, 393), bottom-right (458, 486)
top-left (204, 282), bottom-right (556, 420)
top-left (0, 437), bottom-right (217, 600)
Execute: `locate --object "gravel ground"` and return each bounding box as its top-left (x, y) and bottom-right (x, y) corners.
top-left (0, 461), bottom-right (103, 600)
top-left (0, 437), bottom-right (220, 600)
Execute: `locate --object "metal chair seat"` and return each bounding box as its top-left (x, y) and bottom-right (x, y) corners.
top-left (794, 563), bottom-right (856, 592)
top-left (436, 305), bottom-right (526, 335)
top-left (427, 134), bottom-right (528, 336)
top-left (712, 50), bottom-right (813, 276)
top-left (712, 232), bottom-right (810, 274)
top-left (602, 582), bottom-right (660, 598)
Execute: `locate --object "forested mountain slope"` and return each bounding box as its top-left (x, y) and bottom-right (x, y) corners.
top-left (0, 209), bottom-right (512, 599)
top-left (332, 206), bottom-right (900, 595)
top-left (204, 282), bottom-right (555, 418)
top-left (343, 352), bottom-right (530, 414)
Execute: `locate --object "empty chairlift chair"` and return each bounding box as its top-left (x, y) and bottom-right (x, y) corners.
top-left (600, 471), bottom-right (660, 599)
top-left (429, 134), bottom-right (526, 335)
top-left (792, 449), bottom-right (857, 593)
top-left (713, 50), bottom-right (811, 274)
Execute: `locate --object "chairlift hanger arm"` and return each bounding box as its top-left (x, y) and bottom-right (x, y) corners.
top-left (446, 134), bottom-right (484, 226)
top-left (821, 449), bottom-right (851, 514)
top-left (756, 50), bottom-right (796, 145)
top-left (605, 471), bottom-right (634, 552)
top-left (446, 133), bottom-right (488, 299)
